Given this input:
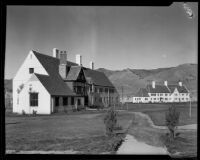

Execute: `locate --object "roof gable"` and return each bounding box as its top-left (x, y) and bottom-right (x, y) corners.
top-left (66, 66), bottom-right (82, 81)
top-left (168, 85), bottom-right (188, 93)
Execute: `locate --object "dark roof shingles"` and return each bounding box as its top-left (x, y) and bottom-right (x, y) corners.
top-left (83, 68), bottom-right (114, 87)
top-left (146, 84), bottom-right (170, 93)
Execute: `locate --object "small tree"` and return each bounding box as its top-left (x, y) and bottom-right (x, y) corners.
top-left (165, 104), bottom-right (180, 141)
top-left (104, 107), bottom-right (117, 137)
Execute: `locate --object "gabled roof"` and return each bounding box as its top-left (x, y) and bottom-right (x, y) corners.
top-left (135, 88), bottom-right (149, 97)
top-left (34, 73), bottom-right (75, 96)
top-left (32, 50), bottom-right (115, 94)
top-left (66, 66), bottom-right (82, 81)
top-left (33, 50), bottom-right (78, 76)
top-left (167, 85), bottom-right (189, 93)
top-left (146, 84), bottom-right (171, 93)
top-left (32, 51), bottom-right (77, 96)
top-left (83, 68), bottom-right (114, 87)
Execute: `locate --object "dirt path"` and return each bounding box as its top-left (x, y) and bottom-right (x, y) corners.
top-left (117, 134), bottom-right (168, 154)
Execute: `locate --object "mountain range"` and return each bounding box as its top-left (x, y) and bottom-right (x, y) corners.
top-left (97, 63), bottom-right (197, 100)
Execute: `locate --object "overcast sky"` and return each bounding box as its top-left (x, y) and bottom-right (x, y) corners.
top-left (5, 3), bottom-right (198, 79)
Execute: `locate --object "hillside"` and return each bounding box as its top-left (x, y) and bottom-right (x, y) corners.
top-left (96, 63), bottom-right (197, 100)
top-left (4, 79), bottom-right (12, 92)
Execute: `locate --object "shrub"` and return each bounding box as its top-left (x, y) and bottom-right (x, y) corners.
top-left (165, 104), bottom-right (180, 141)
top-left (22, 110), bottom-right (26, 115)
top-left (32, 110), bottom-right (37, 116)
top-left (103, 107), bottom-right (117, 137)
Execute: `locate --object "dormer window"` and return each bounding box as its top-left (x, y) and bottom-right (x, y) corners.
top-left (29, 68), bottom-right (34, 74)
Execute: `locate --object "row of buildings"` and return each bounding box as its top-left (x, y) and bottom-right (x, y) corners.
top-left (13, 49), bottom-right (119, 114)
top-left (122, 81), bottom-right (191, 103)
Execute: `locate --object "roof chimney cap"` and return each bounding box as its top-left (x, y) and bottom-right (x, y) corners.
top-left (178, 81), bottom-right (182, 86)
top-left (90, 61), bottom-right (94, 70)
top-left (152, 81), bottom-right (155, 88)
top-left (53, 48), bottom-right (59, 58)
top-left (76, 54), bottom-right (82, 66)
top-left (164, 81), bottom-right (168, 86)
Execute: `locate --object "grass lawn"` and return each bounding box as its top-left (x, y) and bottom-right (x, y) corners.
top-left (117, 102), bottom-right (197, 126)
top-left (6, 110), bottom-right (134, 154)
top-left (127, 110), bottom-right (197, 157)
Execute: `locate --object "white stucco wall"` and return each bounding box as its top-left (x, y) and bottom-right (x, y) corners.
top-left (16, 74), bottom-right (51, 114)
top-left (13, 50), bottom-right (49, 113)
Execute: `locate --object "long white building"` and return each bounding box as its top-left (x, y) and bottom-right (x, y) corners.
top-left (132, 81), bottom-right (190, 103)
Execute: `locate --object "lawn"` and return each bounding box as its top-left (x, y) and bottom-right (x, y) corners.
top-left (128, 111), bottom-right (197, 157)
top-left (6, 110), bottom-right (134, 154)
top-left (117, 102), bottom-right (197, 126)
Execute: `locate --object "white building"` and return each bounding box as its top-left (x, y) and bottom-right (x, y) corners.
top-left (13, 49), bottom-right (119, 114)
top-left (133, 88), bottom-right (150, 103)
top-left (132, 81), bottom-right (190, 103)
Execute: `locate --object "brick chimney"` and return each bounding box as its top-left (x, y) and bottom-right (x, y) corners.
top-left (76, 54), bottom-right (82, 66)
top-left (90, 61), bottom-right (94, 70)
top-left (164, 81), bottom-right (168, 86)
top-left (59, 52), bottom-right (68, 79)
top-left (152, 81), bottom-right (155, 88)
top-left (53, 48), bottom-right (60, 58)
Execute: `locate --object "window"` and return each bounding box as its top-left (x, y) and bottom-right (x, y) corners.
top-left (71, 97), bottom-right (74, 105)
top-left (145, 98), bottom-right (148, 100)
top-left (165, 94), bottom-right (168, 96)
top-left (29, 68), bottom-right (34, 74)
top-left (30, 93), bottom-right (38, 106)
top-left (151, 93), bottom-right (156, 96)
top-left (63, 97), bottom-right (68, 105)
top-left (165, 98), bottom-right (168, 100)
top-left (160, 93), bottom-right (163, 96)
top-left (154, 98), bottom-right (156, 100)
top-left (78, 99), bottom-right (81, 105)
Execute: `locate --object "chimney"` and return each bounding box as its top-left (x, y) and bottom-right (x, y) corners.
top-left (164, 81), bottom-right (168, 86)
top-left (90, 61), bottom-right (94, 70)
top-left (53, 48), bottom-right (60, 58)
top-left (59, 52), bottom-right (68, 79)
top-left (178, 81), bottom-right (182, 87)
top-left (152, 81), bottom-right (155, 88)
top-left (76, 54), bottom-right (82, 66)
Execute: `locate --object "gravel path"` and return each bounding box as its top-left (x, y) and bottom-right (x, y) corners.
top-left (117, 134), bottom-right (168, 155)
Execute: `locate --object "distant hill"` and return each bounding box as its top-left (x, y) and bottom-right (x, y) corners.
top-left (4, 79), bottom-right (12, 92)
top-left (96, 63), bottom-right (197, 100)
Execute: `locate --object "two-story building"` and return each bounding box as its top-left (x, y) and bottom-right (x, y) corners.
top-left (13, 48), bottom-right (119, 114)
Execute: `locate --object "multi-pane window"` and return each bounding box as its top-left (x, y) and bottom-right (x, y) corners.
top-left (151, 93), bottom-right (156, 96)
top-left (165, 94), bottom-right (168, 96)
top-left (29, 68), bottom-right (34, 74)
top-left (30, 93), bottom-right (38, 106)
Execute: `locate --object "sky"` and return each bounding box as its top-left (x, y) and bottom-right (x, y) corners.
top-left (5, 3), bottom-right (198, 79)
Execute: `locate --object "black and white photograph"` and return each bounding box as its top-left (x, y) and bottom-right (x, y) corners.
top-left (4, 2), bottom-right (197, 158)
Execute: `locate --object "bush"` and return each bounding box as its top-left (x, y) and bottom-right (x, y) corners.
top-left (165, 104), bottom-right (180, 141)
top-left (103, 107), bottom-right (117, 137)
top-left (32, 110), bottom-right (37, 116)
top-left (22, 110), bottom-right (26, 115)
